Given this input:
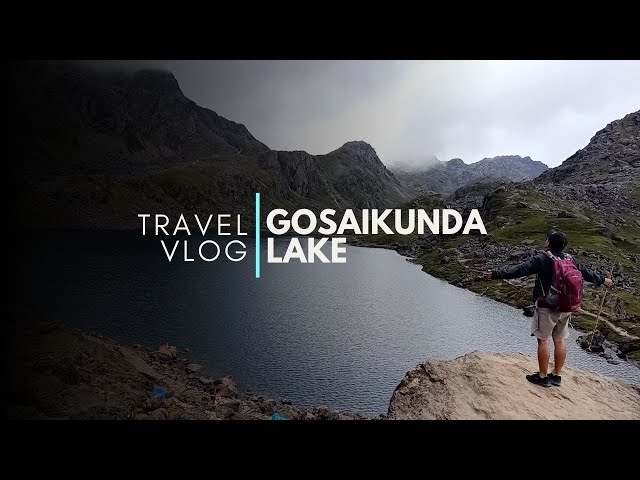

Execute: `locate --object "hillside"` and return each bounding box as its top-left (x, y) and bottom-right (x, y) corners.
top-left (393, 155), bottom-right (548, 195)
top-left (9, 62), bottom-right (410, 229)
top-left (535, 110), bottom-right (640, 219)
top-left (537, 111), bottom-right (639, 184)
top-left (388, 351), bottom-right (640, 420)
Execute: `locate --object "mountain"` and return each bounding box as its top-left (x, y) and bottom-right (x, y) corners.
top-left (8, 62), bottom-right (410, 229)
top-left (472, 155), bottom-right (548, 180)
top-left (9, 62), bottom-right (269, 176)
top-left (537, 111), bottom-right (639, 184)
top-left (393, 155), bottom-right (548, 196)
top-left (534, 111), bottom-right (640, 218)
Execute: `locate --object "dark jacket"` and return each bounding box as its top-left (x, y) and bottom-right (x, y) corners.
top-left (491, 250), bottom-right (604, 300)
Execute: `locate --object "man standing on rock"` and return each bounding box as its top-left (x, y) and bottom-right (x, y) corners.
top-left (483, 231), bottom-right (614, 387)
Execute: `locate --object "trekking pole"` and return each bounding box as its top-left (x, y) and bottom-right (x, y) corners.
top-left (587, 259), bottom-right (616, 352)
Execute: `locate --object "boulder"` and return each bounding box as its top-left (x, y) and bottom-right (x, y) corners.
top-left (158, 344), bottom-right (177, 360)
top-left (578, 331), bottom-right (606, 353)
top-left (216, 406), bottom-right (235, 419)
top-left (259, 399), bottom-right (277, 416)
top-left (147, 408), bottom-right (168, 420)
top-left (186, 363), bottom-right (203, 373)
top-left (557, 210), bottom-right (576, 218)
top-left (495, 216), bottom-right (509, 227)
top-left (144, 396), bottom-right (165, 411)
top-left (216, 398), bottom-right (241, 413)
top-left (166, 397), bottom-right (193, 410)
top-left (613, 297), bottom-right (626, 318)
top-left (213, 376), bottom-right (238, 398)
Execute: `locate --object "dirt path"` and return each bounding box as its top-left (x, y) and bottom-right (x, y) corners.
top-left (577, 308), bottom-right (639, 339)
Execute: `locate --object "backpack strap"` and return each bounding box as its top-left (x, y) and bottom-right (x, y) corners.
top-left (538, 251), bottom-right (550, 297)
top-left (538, 274), bottom-right (546, 297)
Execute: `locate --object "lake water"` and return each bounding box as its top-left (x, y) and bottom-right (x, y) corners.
top-left (17, 232), bottom-right (640, 415)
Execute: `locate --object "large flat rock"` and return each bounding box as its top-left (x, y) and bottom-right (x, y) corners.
top-left (388, 351), bottom-right (640, 420)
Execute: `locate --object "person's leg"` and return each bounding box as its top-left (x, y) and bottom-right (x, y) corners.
top-left (532, 307), bottom-right (554, 377)
top-left (551, 313), bottom-right (571, 375)
top-left (552, 337), bottom-right (566, 375)
top-left (527, 307), bottom-right (553, 386)
top-left (537, 338), bottom-right (550, 377)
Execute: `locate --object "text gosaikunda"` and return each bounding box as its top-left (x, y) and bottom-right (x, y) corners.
top-left (137, 208), bottom-right (487, 263)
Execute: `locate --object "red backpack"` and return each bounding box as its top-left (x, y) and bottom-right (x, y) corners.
top-left (540, 251), bottom-right (583, 312)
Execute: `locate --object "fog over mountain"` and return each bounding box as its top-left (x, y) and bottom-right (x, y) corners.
top-left (99, 60), bottom-right (640, 168)
top-left (393, 155), bottom-right (549, 195)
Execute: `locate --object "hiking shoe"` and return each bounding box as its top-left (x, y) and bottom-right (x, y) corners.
top-left (526, 372), bottom-right (551, 388)
top-left (548, 373), bottom-right (561, 387)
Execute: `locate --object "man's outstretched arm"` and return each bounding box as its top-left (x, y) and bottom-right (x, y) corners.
top-left (574, 259), bottom-right (614, 288)
top-left (484, 254), bottom-right (543, 281)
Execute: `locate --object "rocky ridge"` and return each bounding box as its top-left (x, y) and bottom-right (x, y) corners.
top-left (10, 62), bottom-right (410, 229)
top-left (534, 111), bottom-right (640, 221)
top-left (393, 155), bottom-right (548, 196)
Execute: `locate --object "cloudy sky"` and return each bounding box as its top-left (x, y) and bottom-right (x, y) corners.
top-left (140, 60), bottom-right (639, 168)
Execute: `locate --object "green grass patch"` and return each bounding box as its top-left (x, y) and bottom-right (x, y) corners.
top-left (614, 290), bottom-right (640, 317)
top-left (418, 250), bottom-right (466, 283)
top-left (627, 350), bottom-right (640, 360)
top-left (490, 214), bottom-right (611, 252)
top-left (467, 280), bottom-right (528, 306)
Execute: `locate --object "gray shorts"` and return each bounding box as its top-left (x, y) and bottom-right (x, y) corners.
top-left (531, 307), bottom-right (571, 340)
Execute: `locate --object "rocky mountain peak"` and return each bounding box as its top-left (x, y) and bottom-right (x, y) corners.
top-left (446, 158), bottom-right (466, 168)
top-left (537, 110), bottom-right (639, 184)
top-left (9, 61), bottom-right (270, 176)
top-left (329, 141), bottom-right (391, 173)
top-left (532, 110), bottom-right (639, 218)
top-left (127, 69), bottom-right (182, 94)
top-left (335, 141), bottom-right (378, 156)
top-left (480, 155), bottom-right (530, 163)
top-left (393, 154), bottom-right (547, 196)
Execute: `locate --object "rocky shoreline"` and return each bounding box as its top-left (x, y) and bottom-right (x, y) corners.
top-left (7, 320), bottom-right (639, 420)
top-left (6, 320), bottom-right (370, 420)
top-left (9, 319), bottom-right (639, 420)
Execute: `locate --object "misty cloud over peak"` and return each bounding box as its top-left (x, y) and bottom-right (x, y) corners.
top-left (98, 60), bottom-right (640, 168)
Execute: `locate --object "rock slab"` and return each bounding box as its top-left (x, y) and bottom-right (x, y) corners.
top-left (387, 351), bottom-right (640, 420)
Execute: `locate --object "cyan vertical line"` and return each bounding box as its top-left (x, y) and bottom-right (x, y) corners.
top-left (255, 192), bottom-right (260, 278)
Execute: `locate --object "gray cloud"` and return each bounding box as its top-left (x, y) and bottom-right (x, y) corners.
top-left (130, 60), bottom-right (639, 168)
